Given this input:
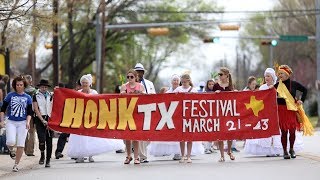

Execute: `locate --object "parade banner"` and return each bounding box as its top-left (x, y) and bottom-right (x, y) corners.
top-left (49, 88), bottom-right (280, 141)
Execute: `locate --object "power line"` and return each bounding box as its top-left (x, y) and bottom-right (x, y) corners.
top-left (128, 9), bottom-right (320, 14)
top-left (106, 12), bottom-right (320, 29)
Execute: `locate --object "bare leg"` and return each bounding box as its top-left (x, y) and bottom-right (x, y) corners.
top-left (133, 141), bottom-right (139, 159)
top-left (180, 142), bottom-right (185, 157)
top-left (186, 142), bottom-right (192, 158)
top-left (15, 147), bottom-right (24, 165)
top-left (125, 140), bottom-right (131, 158)
top-left (218, 141), bottom-right (225, 162)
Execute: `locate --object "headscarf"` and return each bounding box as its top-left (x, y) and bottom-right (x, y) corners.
top-left (278, 65), bottom-right (293, 76)
top-left (80, 74), bottom-right (93, 86)
top-left (264, 68), bottom-right (277, 85)
top-left (171, 74), bottom-right (180, 83)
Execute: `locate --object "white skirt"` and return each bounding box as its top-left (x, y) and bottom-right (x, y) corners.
top-left (67, 134), bottom-right (125, 158)
top-left (245, 131), bottom-right (304, 156)
top-left (147, 141), bottom-right (204, 156)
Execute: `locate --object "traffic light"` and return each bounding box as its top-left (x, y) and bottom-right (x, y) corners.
top-left (147, 28), bottom-right (169, 36)
top-left (203, 37), bottom-right (220, 43)
top-left (218, 24), bottom-right (240, 31)
top-left (261, 40), bottom-right (278, 46)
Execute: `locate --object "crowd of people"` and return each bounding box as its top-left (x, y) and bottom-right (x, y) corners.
top-left (0, 63), bottom-right (309, 172)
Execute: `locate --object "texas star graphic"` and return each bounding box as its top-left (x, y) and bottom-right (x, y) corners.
top-left (244, 96), bottom-right (264, 117)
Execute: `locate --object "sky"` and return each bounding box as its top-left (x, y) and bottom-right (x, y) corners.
top-left (158, 0), bottom-right (276, 87)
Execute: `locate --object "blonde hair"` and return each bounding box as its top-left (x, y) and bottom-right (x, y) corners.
top-left (220, 67), bottom-right (233, 90)
top-left (181, 74), bottom-right (194, 87)
top-left (127, 69), bottom-right (139, 82)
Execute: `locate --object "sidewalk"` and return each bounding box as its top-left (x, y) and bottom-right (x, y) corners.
top-left (0, 138), bottom-right (59, 177)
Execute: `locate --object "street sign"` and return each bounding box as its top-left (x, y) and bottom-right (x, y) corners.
top-left (279, 35), bottom-right (308, 42)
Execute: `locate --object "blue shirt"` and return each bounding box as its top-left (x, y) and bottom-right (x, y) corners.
top-left (4, 92), bottom-right (32, 121)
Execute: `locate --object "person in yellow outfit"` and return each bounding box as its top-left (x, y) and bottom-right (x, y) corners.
top-left (274, 65), bottom-right (307, 160)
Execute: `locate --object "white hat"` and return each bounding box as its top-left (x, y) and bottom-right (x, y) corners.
top-left (264, 68), bottom-right (277, 84)
top-left (80, 74), bottom-right (93, 86)
top-left (134, 63), bottom-right (146, 71)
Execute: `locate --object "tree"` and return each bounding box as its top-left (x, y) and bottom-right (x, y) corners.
top-left (57, 0), bottom-right (219, 91)
top-left (240, 0), bottom-right (318, 124)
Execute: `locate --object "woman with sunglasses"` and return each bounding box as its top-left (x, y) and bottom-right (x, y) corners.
top-left (68, 74), bottom-right (124, 163)
top-left (120, 69), bottom-right (146, 164)
top-left (0, 76), bottom-right (32, 172)
top-left (213, 67), bottom-right (236, 162)
top-left (173, 74), bottom-right (204, 163)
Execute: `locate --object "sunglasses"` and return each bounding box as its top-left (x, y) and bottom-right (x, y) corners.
top-left (218, 73), bottom-right (224, 76)
top-left (127, 75), bottom-right (135, 79)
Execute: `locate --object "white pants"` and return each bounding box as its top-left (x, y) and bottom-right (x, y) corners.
top-left (6, 120), bottom-right (28, 147)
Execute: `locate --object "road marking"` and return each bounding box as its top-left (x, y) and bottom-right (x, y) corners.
top-left (299, 153), bottom-right (320, 162)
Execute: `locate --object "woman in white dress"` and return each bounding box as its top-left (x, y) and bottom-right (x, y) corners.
top-left (244, 68), bottom-right (303, 156)
top-left (172, 74), bottom-right (204, 163)
top-left (67, 74), bottom-right (125, 163)
top-left (148, 74), bottom-right (183, 160)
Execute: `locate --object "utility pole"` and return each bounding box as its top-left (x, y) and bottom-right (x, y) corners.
top-left (316, 0), bottom-right (320, 126)
top-left (95, 13), bottom-right (102, 92)
top-left (100, 0), bottom-right (106, 93)
top-left (269, 45), bottom-right (273, 67)
top-left (52, 0), bottom-right (59, 86)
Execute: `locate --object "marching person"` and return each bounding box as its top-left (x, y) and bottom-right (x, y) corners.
top-left (212, 67), bottom-right (236, 162)
top-left (148, 74), bottom-right (182, 160)
top-left (244, 68), bottom-right (282, 156)
top-left (68, 74), bottom-right (124, 163)
top-left (0, 76), bottom-right (32, 172)
top-left (274, 65), bottom-right (307, 159)
top-left (204, 79), bottom-right (216, 154)
top-left (120, 69), bottom-right (146, 164)
top-left (173, 74), bottom-right (204, 163)
top-left (134, 63), bottom-right (156, 163)
top-left (33, 79), bottom-right (53, 167)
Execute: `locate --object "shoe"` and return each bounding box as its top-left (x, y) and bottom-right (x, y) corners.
top-left (45, 159), bottom-right (51, 168)
top-left (12, 164), bottom-right (18, 172)
top-left (172, 154), bottom-right (181, 160)
top-left (26, 154), bottom-right (35, 156)
top-left (88, 156), bottom-right (94, 163)
top-left (289, 150), bottom-right (296, 159)
top-left (124, 157), bottom-right (133, 164)
top-left (134, 158), bottom-right (140, 164)
top-left (39, 157), bottom-right (45, 165)
top-left (179, 156), bottom-right (186, 163)
top-left (116, 149), bottom-right (125, 153)
top-left (231, 147), bottom-right (240, 152)
top-left (218, 157), bottom-right (225, 162)
top-left (283, 153), bottom-right (291, 159)
top-left (140, 159), bottom-right (149, 163)
top-left (204, 149), bottom-right (212, 154)
top-left (186, 158), bottom-right (192, 163)
top-left (9, 151), bottom-right (16, 160)
top-left (55, 152), bottom-right (64, 159)
top-left (75, 158), bottom-right (85, 163)
top-left (227, 152), bottom-right (235, 160)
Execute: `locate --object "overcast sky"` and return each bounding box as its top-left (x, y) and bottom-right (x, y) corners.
top-left (159, 0), bottom-right (276, 87)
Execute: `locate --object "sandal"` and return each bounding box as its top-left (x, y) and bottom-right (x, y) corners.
top-left (124, 157), bottom-right (133, 164)
top-left (134, 158), bottom-right (140, 164)
top-left (218, 157), bottom-right (225, 162)
top-left (227, 152), bottom-right (235, 160)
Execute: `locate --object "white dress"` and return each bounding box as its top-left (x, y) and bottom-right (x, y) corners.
top-left (147, 86), bottom-right (204, 156)
top-left (67, 89), bottom-right (125, 158)
top-left (244, 84), bottom-right (304, 156)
